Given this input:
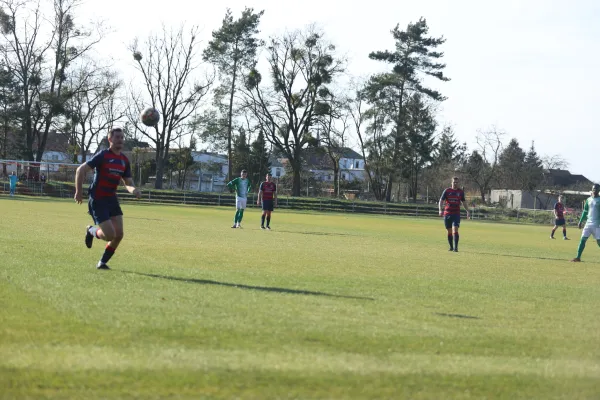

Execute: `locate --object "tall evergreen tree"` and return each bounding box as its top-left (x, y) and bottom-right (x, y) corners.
top-left (203, 7), bottom-right (264, 181)
top-left (523, 141), bottom-right (544, 191)
top-left (435, 126), bottom-right (466, 166)
top-left (399, 93), bottom-right (437, 201)
top-left (365, 18), bottom-right (449, 201)
top-left (497, 138), bottom-right (526, 189)
top-left (231, 129), bottom-right (251, 180)
top-left (248, 130), bottom-right (270, 184)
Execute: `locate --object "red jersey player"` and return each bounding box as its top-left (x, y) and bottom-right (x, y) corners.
top-left (439, 176), bottom-right (470, 252)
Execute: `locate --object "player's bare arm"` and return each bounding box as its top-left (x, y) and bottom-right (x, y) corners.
top-left (257, 189), bottom-right (262, 206)
top-left (462, 201), bottom-right (470, 219)
top-left (121, 177), bottom-right (141, 198)
top-left (74, 163), bottom-right (93, 204)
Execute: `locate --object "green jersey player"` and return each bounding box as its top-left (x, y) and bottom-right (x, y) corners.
top-left (227, 170), bottom-right (252, 228)
top-left (572, 184), bottom-right (600, 262)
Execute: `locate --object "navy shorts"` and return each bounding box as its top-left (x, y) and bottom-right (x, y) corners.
top-left (262, 199), bottom-right (274, 211)
top-left (444, 214), bottom-right (461, 229)
top-left (88, 197), bottom-right (123, 225)
top-left (555, 218), bottom-right (566, 226)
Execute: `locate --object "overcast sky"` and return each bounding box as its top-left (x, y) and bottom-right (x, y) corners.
top-left (79, 0), bottom-right (600, 182)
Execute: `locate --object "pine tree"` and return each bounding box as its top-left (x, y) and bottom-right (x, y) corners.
top-left (231, 129), bottom-right (251, 179)
top-left (248, 130), bottom-right (270, 184)
top-left (523, 141), bottom-right (544, 191)
top-left (203, 7), bottom-right (264, 181)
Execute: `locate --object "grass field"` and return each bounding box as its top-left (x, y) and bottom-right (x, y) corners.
top-left (1, 196), bottom-right (599, 399)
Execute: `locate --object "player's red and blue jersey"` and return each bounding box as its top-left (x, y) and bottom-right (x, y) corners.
top-left (440, 188), bottom-right (465, 216)
top-left (259, 181), bottom-right (277, 201)
top-left (554, 202), bottom-right (565, 218)
top-left (86, 149), bottom-right (131, 199)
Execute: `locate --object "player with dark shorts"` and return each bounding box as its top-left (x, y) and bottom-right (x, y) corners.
top-left (257, 173), bottom-right (277, 230)
top-left (551, 195), bottom-right (569, 240)
top-left (439, 176), bottom-right (470, 252)
top-left (74, 127), bottom-right (141, 269)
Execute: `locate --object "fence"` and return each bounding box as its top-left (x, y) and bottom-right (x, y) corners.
top-left (0, 178), bottom-right (582, 226)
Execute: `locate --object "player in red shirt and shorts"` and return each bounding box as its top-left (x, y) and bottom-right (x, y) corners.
top-left (257, 173), bottom-right (277, 230)
top-left (439, 176), bottom-right (470, 252)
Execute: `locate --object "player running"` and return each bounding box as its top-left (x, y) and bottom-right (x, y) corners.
top-left (227, 170), bottom-right (251, 228)
top-left (257, 172), bottom-right (277, 230)
top-left (571, 184), bottom-right (600, 262)
top-left (439, 176), bottom-right (470, 252)
top-left (551, 195), bottom-right (569, 240)
top-left (74, 127), bottom-right (141, 270)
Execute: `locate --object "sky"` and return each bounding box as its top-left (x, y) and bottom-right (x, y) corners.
top-left (78, 0), bottom-right (600, 181)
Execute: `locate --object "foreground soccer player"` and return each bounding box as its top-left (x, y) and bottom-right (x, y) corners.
top-left (551, 195), bottom-right (569, 240)
top-left (74, 127), bottom-right (141, 269)
top-left (257, 172), bottom-right (277, 230)
top-left (572, 184), bottom-right (600, 262)
top-left (439, 177), bottom-right (470, 252)
top-left (227, 170), bottom-right (251, 228)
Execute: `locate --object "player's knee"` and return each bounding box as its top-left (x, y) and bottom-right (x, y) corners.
top-left (115, 230), bottom-right (124, 241)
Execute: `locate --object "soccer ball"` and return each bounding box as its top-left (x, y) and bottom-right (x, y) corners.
top-left (140, 107), bottom-right (160, 127)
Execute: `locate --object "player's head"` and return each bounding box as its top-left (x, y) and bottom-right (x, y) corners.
top-left (108, 127), bottom-right (125, 151)
top-left (240, 169), bottom-right (247, 178)
top-left (451, 176), bottom-right (459, 189)
top-left (265, 172), bottom-right (272, 182)
top-left (593, 184), bottom-right (600, 196)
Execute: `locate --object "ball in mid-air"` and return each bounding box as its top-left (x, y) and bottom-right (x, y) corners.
top-left (140, 107), bottom-right (160, 127)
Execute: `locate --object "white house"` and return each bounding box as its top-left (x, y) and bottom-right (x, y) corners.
top-left (186, 151), bottom-right (229, 192)
top-left (270, 147), bottom-right (366, 182)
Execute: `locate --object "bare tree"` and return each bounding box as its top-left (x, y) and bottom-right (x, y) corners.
top-left (0, 0), bottom-right (105, 163)
top-left (127, 24), bottom-right (214, 189)
top-left (242, 27), bottom-right (344, 196)
top-left (541, 154), bottom-right (569, 170)
top-left (462, 127), bottom-right (505, 203)
top-left (346, 79), bottom-right (391, 201)
top-left (64, 63), bottom-right (123, 162)
top-left (313, 90), bottom-right (352, 197)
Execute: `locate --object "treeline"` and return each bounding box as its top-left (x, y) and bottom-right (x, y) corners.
top-left (0, 1), bottom-right (568, 200)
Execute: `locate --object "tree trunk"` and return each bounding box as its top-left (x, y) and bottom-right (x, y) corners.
top-left (480, 188), bottom-right (486, 203)
top-left (292, 163), bottom-right (301, 197)
top-left (154, 145), bottom-right (164, 189)
top-left (385, 173), bottom-right (394, 202)
top-left (227, 60), bottom-right (238, 182)
top-left (333, 165), bottom-right (339, 197)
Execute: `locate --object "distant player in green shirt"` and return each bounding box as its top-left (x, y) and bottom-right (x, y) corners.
top-left (227, 169), bottom-right (251, 228)
top-left (572, 184), bottom-right (600, 262)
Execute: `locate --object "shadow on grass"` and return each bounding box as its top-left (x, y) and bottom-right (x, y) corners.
top-left (435, 312), bottom-right (481, 320)
top-left (121, 270), bottom-right (375, 301)
top-left (274, 229), bottom-right (358, 238)
top-left (463, 250), bottom-right (600, 264)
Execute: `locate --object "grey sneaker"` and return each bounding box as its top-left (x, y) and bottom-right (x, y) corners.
top-left (96, 261), bottom-right (110, 270)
